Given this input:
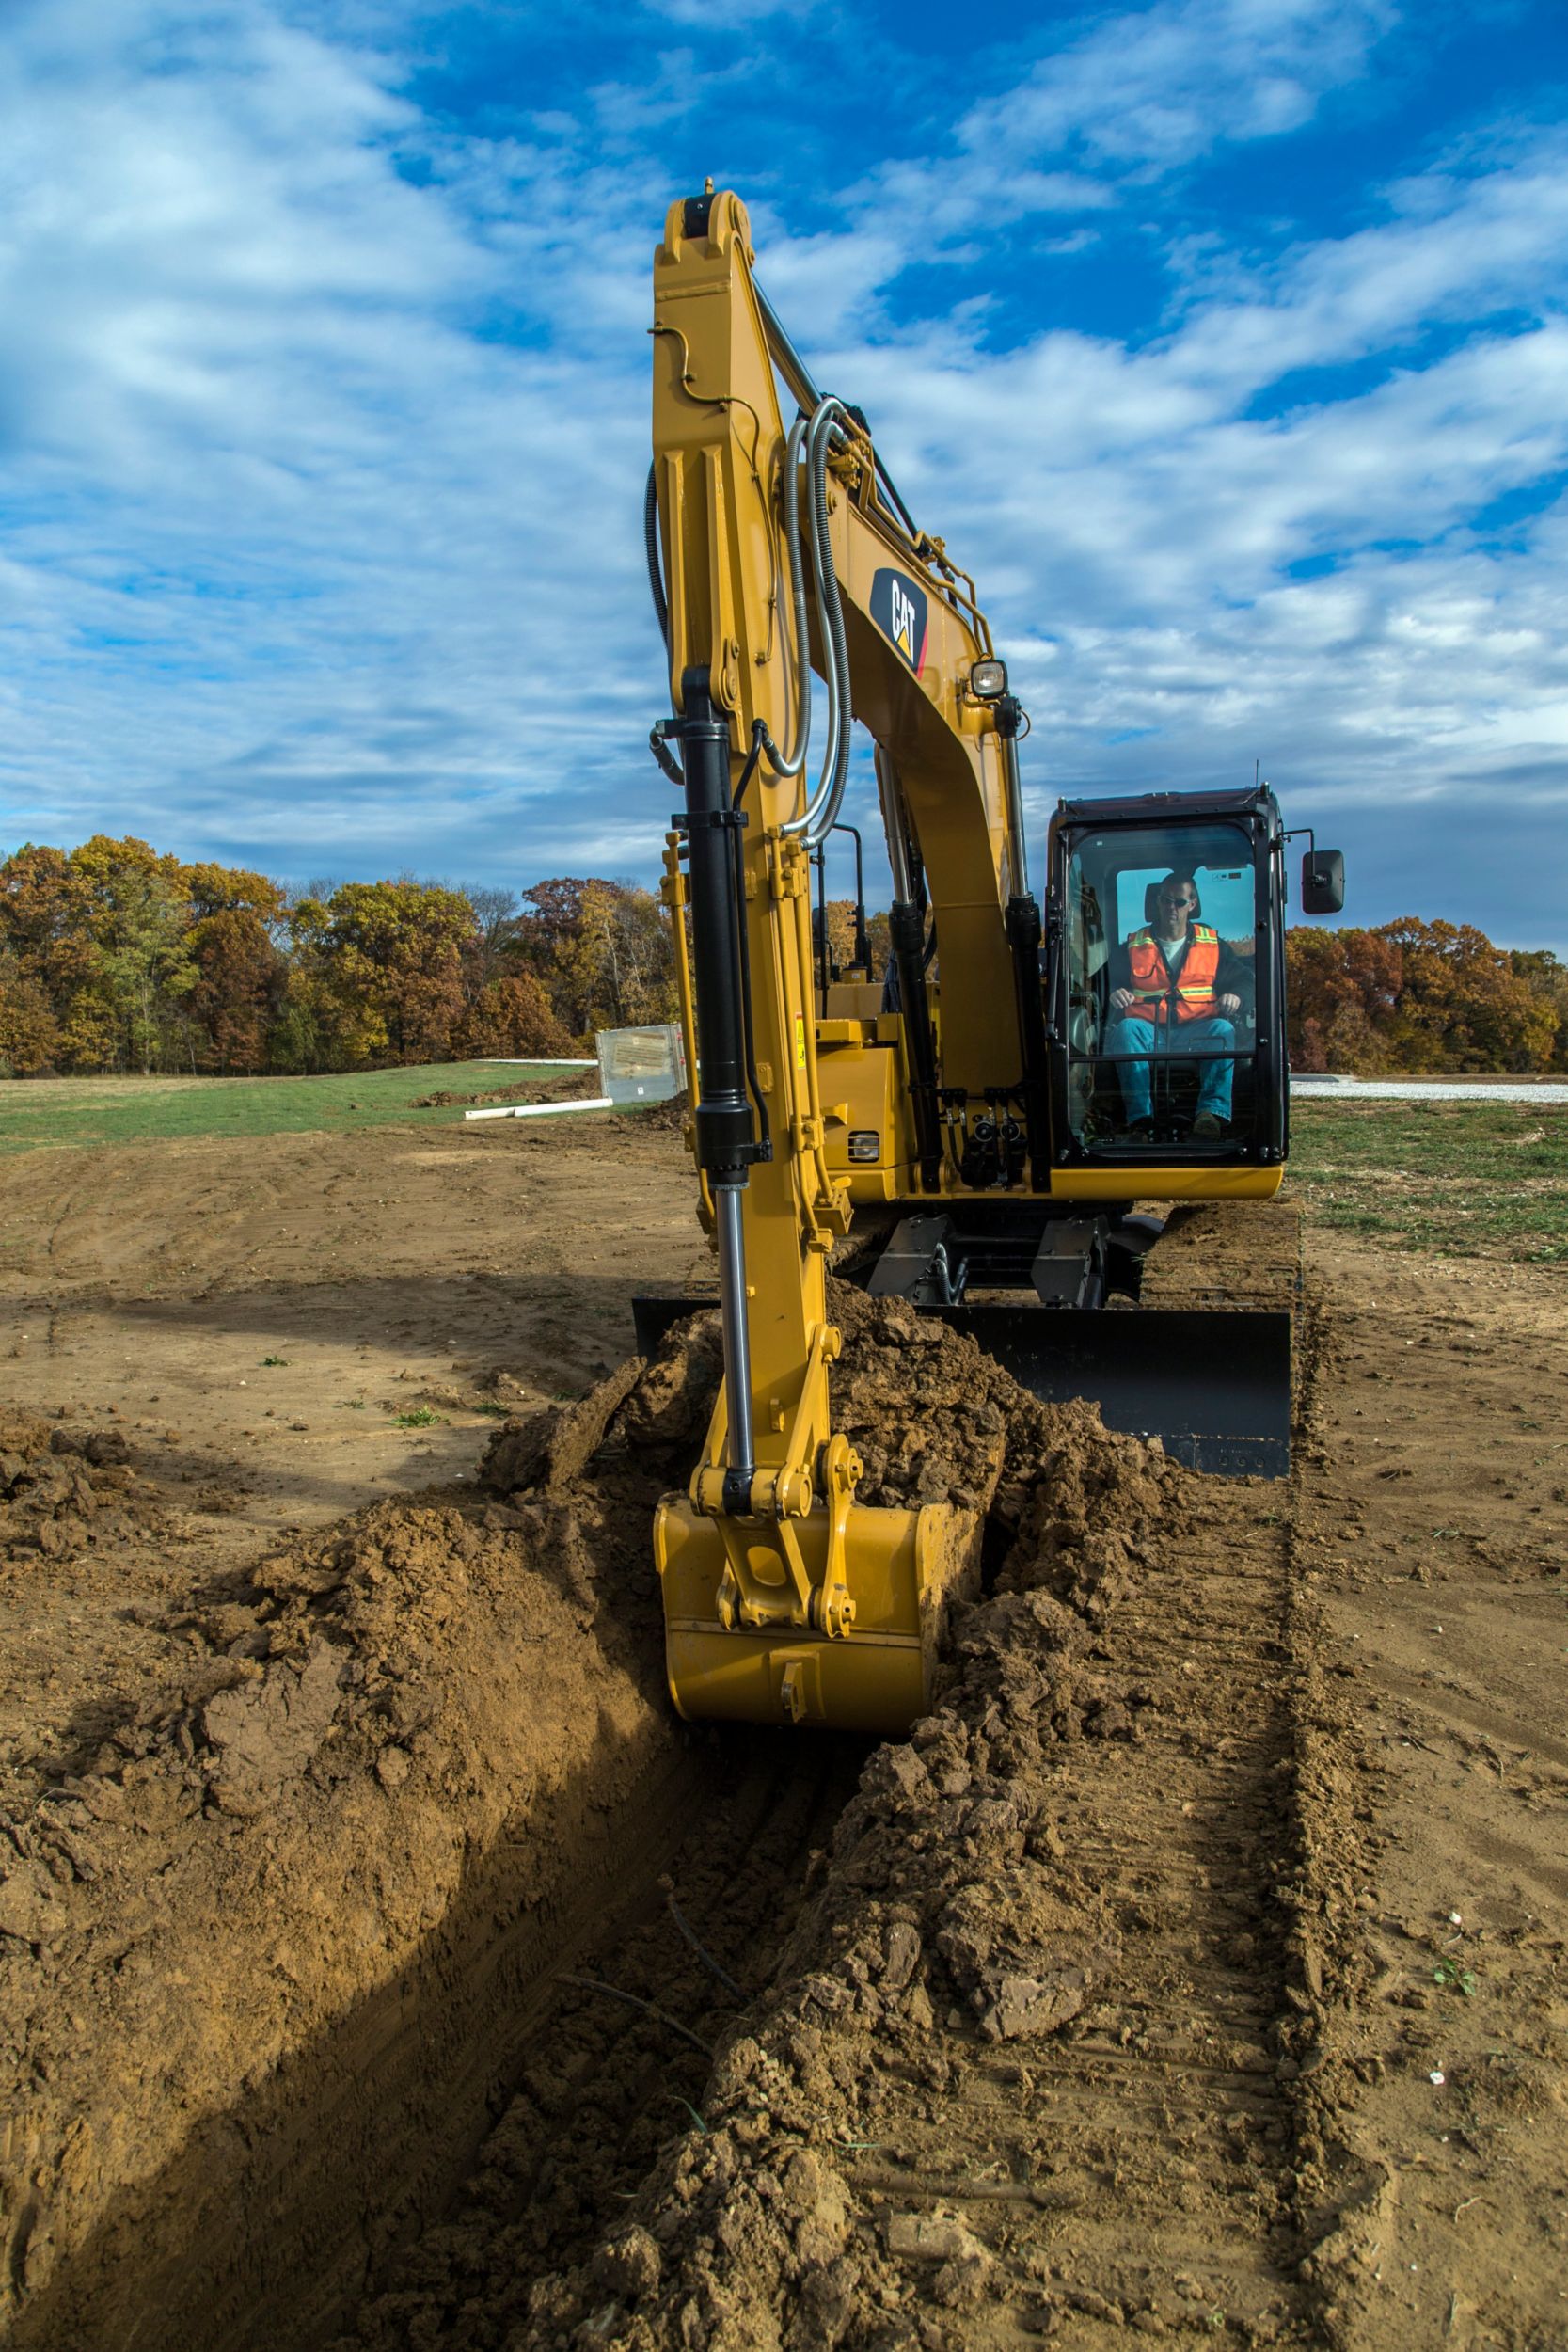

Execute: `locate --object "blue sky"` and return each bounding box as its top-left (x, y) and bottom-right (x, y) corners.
top-left (3, 0), bottom-right (1567, 947)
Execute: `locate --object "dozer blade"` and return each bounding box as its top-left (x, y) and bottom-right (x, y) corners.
top-left (655, 1496), bottom-right (981, 1735)
top-left (925, 1303), bottom-right (1292, 1477)
top-left (633, 1295), bottom-right (1291, 1480)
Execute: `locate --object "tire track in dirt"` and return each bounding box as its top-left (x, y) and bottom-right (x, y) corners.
top-left (927, 1194), bottom-right (1309, 2334)
top-left (1280, 1238), bottom-right (1568, 2351)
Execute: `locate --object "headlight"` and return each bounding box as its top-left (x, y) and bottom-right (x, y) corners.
top-left (969, 659), bottom-right (1007, 700)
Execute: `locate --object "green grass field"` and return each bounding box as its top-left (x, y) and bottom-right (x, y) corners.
top-left (0, 1061), bottom-right (593, 1154)
top-left (1288, 1100), bottom-right (1568, 1265)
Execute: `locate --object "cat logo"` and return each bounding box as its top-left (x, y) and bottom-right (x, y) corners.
top-left (870, 567), bottom-right (928, 675)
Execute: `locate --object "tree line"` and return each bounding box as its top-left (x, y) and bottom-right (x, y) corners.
top-left (3, 837), bottom-right (1562, 1080)
top-left (1286, 919), bottom-right (1568, 1073)
top-left (0, 838), bottom-right (679, 1076)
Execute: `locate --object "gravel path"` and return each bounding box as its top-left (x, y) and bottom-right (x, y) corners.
top-left (1291, 1076), bottom-right (1568, 1101)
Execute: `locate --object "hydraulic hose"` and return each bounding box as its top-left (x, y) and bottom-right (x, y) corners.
top-left (806, 396), bottom-right (854, 838)
top-left (767, 416), bottom-right (811, 778)
top-left (876, 748), bottom-right (942, 1189)
top-left (783, 396), bottom-right (853, 845)
top-left (644, 465), bottom-right (669, 645)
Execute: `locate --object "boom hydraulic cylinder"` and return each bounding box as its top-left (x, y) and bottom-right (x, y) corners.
top-left (662, 669), bottom-right (758, 1501)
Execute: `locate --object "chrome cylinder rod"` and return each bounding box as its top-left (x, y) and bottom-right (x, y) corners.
top-left (998, 729), bottom-right (1029, 899)
top-left (715, 1184), bottom-right (755, 1480)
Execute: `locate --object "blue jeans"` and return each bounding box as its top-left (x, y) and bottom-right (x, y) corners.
top-left (1105, 1015), bottom-right (1236, 1124)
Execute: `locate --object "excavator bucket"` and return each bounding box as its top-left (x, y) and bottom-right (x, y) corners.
top-left (655, 1494), bottom-right (981, 1735)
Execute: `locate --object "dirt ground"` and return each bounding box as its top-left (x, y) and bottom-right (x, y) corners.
top-left (0, 1110), bottom-right (1562, 2351)
top-left (0, 1118), bottom-right (704, 1818)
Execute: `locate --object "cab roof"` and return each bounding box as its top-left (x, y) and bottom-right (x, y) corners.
top-left (1053, 784), bottom-right (1280, 832)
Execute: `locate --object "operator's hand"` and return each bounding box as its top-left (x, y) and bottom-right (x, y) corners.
top-left (1110, 988), bottom-right (1134, 1011)
top-left (1217, 993), bottom-right (1242, 1018)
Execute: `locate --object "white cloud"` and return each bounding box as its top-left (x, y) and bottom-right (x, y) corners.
top-left (840, 0), bottom-right (1398, 252)
top-left (979, 0), bottom-right (1395, 170)
top-left (1167, 130), bottom-right (1568, 391)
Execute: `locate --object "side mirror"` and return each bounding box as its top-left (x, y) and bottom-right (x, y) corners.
top-left (1300, 848), bottom-right (1344, 915)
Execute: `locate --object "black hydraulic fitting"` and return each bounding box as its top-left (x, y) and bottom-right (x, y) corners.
top-left (959, 1111), bottom-right (1001, 1191)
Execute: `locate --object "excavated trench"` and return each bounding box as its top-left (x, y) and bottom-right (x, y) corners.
top-left (4, 1208), bottom-right (1322, 2352)
top-left (325, 1732), bottom-right (867, 2352)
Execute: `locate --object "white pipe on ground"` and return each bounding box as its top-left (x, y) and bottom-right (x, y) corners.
top-left (463, 1097), bottom-right (613, 1121)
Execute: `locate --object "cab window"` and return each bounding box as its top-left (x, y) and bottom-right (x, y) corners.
top-left (1064, 821), bottom-right (1257, 1148)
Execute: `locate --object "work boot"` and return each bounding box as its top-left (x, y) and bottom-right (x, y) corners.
top-left (1119, 1117), bottom-right (1154, 1142)
top-left (1192, 1111), bottom-right (1226, 1138)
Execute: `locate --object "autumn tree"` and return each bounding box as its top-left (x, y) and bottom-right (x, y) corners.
top-left (0, 951), bottom-right (61, 1073)
top-left (266, 898), bottom-right (348, 1073)
top-left (1378, 918), bottom-right (1559, 1073)
top-left (186, 910), bottom-right (286, 1072)
top-left (813, 898), bottom-right (883, 979)
top-left (1285, 927), bottom-right (1402, 1073)
top-left (1287, 920), bottom-right (1562, 1073)
top-left (175, 863), bottom-right (288, 1073)
top-left (1510, 951), bottom-right (1568, 1071)
top-left (0, 845), bottom-right (104, 1069)
top-left (69, 836), bottom-right (202, 1072)
top-left (454, 972), bottom-right (576, 1059)
top-left (311, 880), bottom-right (477, 1065)
top-left (513, 877), bottom-right (676, 1041)
top-left (466, 886), bottom-right (521, 987)
top-left (18, 820), bottom-right (1564, 1088)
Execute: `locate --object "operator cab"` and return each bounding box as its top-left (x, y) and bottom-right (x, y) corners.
top-left (1049, 786), bottom-right (1291, 1169)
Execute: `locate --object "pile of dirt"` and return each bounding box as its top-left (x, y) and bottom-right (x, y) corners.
top-left (0, 1410), bottom-right (166, 1570)
top-left (1, 1276), bottom-right (1188, 2352)
top-left (606, 1088), bottom-right (690, 1137)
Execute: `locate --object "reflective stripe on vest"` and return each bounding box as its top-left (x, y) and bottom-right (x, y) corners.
top-left (1126, 923), bottom-right (1220, 1023)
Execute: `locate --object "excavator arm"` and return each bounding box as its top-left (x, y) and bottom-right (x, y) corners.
top-left (646, 186), bottom-right (1031, 1732)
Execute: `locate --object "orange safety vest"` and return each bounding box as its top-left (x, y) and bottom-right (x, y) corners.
top-left (1125, 922), bottom-right (1221, 1024)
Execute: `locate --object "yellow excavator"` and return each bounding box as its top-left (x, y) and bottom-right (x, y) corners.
top-left (639, 187), bottom-right (1344, 1737)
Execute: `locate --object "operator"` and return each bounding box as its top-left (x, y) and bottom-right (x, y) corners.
top-left (1105, 873), bottom-right (1250, 1139)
